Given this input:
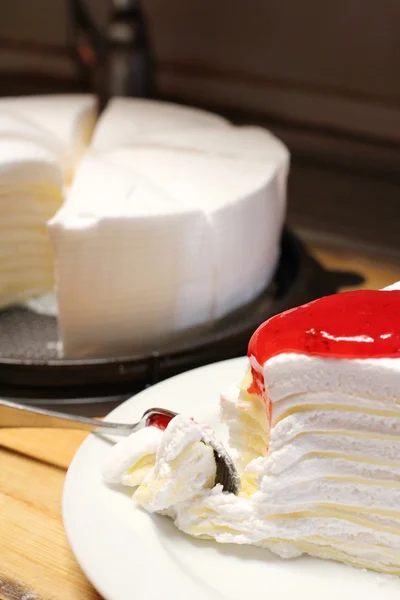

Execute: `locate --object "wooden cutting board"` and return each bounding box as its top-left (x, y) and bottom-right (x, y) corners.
top-left (1, 239), bottom-right (399, 600)
top-left (0, 428), bottom-right (100, 600)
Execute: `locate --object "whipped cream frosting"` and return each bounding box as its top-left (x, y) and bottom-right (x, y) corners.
top-left (91, 97), bottom-right (229, 151)
top-left (110, 124), bottom-right (289, 222)
top-left (0, 94), bottom-right (97, 181)
top-left (103, 425), bottom-right (163, 487)
top-left (102, 415), bottom-right (217, 513)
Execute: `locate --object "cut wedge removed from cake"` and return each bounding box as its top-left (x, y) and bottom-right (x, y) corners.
top-left (103, 286), bottom-right (400, 575)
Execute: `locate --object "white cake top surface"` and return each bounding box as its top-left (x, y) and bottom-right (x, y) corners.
top-left (91, 97), bottom-right (229, 151)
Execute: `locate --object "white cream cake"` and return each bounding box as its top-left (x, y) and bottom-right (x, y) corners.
top-left (103, 286), bottom-right (400, 575)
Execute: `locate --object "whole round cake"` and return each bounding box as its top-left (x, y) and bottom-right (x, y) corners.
top-left (0, 94), bottom-right (289, 358)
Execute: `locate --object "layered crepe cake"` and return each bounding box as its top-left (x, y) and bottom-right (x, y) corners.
top-left (104, 286), bottom-right (400, 575)
top-left (0, 94), bottom-right (288, 358)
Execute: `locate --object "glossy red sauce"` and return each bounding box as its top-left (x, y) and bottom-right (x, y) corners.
top-left (146, 413), bottom-right (173, 431)
top-left (247, 290), bottom-right (400, 397)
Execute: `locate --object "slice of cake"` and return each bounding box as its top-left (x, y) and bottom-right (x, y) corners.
top-left (222, 288), bottom-right (400, 573)
top-left (0, 140), bottom-right (63, 307)
top-left (104, 287), bottom-right (400, 574)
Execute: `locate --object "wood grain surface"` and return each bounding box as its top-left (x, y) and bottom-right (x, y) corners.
top-left (0, 430), bottom-right (99, 600)
top-left (0, 237), bottom-right (399, 600)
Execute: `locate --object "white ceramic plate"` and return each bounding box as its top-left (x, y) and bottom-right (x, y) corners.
top-left (63, 357), bottom-right (400, 600)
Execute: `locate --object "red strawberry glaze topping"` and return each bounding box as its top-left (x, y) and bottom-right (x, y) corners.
top-left (146, 413), bottom-right (173, 431)
top-left (247, 289), bottom-right (400, 401)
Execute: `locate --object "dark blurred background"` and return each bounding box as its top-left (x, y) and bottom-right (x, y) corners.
top-left (1, 0), bottom-right (400, 254)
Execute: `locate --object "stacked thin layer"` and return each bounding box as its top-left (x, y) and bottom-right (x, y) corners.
top-left (0, 95), bottom-right (97, 306)
top-left (0, 139), bottom-right (63, 306)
